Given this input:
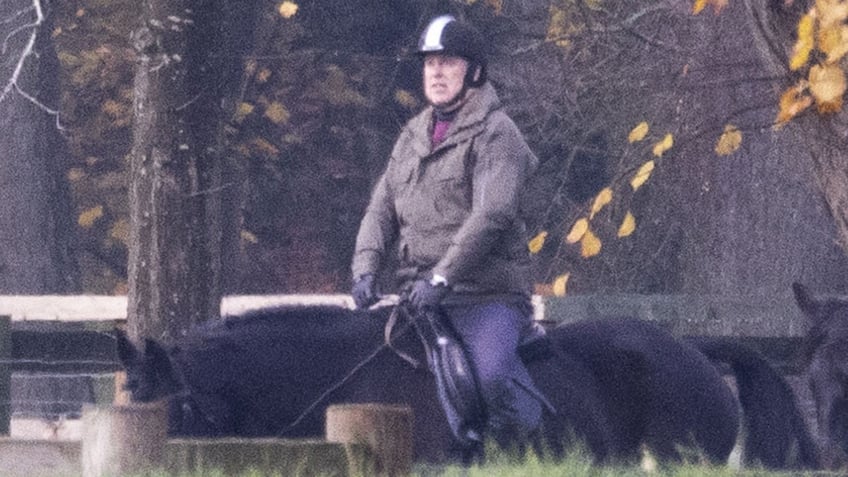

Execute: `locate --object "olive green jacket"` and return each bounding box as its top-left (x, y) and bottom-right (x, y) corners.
top-left (352, 83), bottom-right (538, 296)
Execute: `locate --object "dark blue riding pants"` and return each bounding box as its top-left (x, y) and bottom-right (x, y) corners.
top-left (442, 301), bottom-right (543, 444)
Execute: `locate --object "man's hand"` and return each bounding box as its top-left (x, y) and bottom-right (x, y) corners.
top-left (409, 278), bottom-right (449, 311)
top-left (351, 274), bottom-right (379, 309)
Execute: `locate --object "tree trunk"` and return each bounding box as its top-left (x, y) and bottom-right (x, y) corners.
top-left (0, 2), bottom-right (78, 294)
top-left (127, 0), bottom-right (248, 342)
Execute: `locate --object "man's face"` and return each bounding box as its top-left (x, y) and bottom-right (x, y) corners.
top-left (423, 54), bottom-right (469, 107)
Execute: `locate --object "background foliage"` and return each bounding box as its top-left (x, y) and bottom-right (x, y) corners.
top-left (46, 0), bottom-right (848, 296)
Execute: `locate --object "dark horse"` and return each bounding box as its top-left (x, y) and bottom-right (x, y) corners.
top-left (793, 282), bottom-right (848, 468)
top-left (116, 304), bottom-right (818, 468)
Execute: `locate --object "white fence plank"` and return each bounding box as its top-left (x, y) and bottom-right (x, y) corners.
top-left (0, 294), bottom-right (545, 322)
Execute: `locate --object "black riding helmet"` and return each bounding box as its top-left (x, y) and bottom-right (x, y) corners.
top-left (417, 15), bottom-right (487, 88)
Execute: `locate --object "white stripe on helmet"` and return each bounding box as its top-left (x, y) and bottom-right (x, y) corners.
top-left (421, 15), bottom-right (455, 52)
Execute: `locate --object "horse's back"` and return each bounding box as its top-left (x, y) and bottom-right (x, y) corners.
top-left (545, 318), bottom-right (739, 462)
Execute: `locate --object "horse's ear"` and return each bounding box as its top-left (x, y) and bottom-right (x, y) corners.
top-left (115, 329), bottom-right (139, 367)
top-left (792, 282), bottom-right (822, 322)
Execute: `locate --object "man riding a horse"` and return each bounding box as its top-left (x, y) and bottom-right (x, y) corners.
top-left (350, 13), bottom-right (547, 452)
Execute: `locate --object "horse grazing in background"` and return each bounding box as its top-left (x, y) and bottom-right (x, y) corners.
top-left (116, 304), bottom-right (817, 469)
top-left (793, 282), bottom-right (848, 468)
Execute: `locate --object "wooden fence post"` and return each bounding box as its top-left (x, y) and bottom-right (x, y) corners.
top-left (81, 401), bottom-right (167, 477)
top-left (0, 316), bottom-right (10, 436)
top-left (326, 403), bottom-right (413, 477)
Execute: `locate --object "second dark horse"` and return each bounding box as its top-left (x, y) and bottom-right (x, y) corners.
top-left (116, 305), bottom-right (818, 469)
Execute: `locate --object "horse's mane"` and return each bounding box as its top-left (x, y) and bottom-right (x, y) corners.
top-left (177, 305), bottom-right (393, 349)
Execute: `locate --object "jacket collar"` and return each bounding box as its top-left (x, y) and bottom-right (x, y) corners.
top-left (408, 83), bottom-right (501, 158)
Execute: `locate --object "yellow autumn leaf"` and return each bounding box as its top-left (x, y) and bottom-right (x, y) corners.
top-left (790, 11), bottom-right (816, 71)
top-left (652, 134), bottom-right (674, 157)
top-left (241, 230), bottom-right (259, 244)
top-left (546, 5), bottom-right (575, 48)
top-left (78, 205), bottom-right (104, 228)
top-left (618, 211), bottom-right (637, 238)
top-left (581, 228), bottom-right (602, 258)
top-left (553, 273), bottom-right (570, 296)
top-left (485, 0), bottom-right (504, 15)
top-left (528, 231), bottom-right (548, 254)
top-left (249, 137), bottom-right (280, 157)
top-left (257, 68), bottom-right (272, 83)
top-left (715, 124), bottom-right (742, 156)
top-left (775, 81), bottom-right (813, 126)
top-left (278, 1), bottom-right (298, 18)
top-left (234, 102), bottom-right (254, 123)
top-left (818, 0), bottom-right (848, 29)
top-left (818, 24), bottom-right (848, 63)
top-left (109, 219), bottom-right (129, 244)
top-left (628, 122), bottom-right (650, 143)
top-left (630, 160), bottom-right (655, 191)
top-left (590, 187), bottom-right (613, 219)
top-left (264, 101), bottom-right (290, 124)
top-left (809, 63), bottom-right (846, 113)
top-left (67, 167), bottom-right (85, 182)
top-left (394, 89), bottom-right (418, 109)
top-left (566, 218), bottom-right (589, 244)
top-left (692, 0), bottom-right (728, 14)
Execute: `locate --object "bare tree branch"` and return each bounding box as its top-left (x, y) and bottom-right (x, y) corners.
top-left (0, 0), bottom-right (64, 130)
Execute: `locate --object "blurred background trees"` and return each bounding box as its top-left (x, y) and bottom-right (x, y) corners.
top-left (3, 0), bottom-right (847, 303)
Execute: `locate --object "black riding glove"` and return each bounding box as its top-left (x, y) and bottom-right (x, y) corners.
top-left (409, 278), bottom-right (450, 312)
top-left (351, 274), bottom-right (379, 309)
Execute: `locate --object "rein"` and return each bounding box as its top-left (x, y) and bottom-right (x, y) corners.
top-left (276, 304), bottom-right (420, 436)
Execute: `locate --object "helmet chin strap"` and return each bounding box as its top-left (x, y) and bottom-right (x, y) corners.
top-left (432, 85), bottom-right (469, 115)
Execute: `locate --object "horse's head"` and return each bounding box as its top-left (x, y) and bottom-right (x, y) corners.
top-left (793, 282), bottom-right (848, 467)
top-left (115, 329), bottom-right (183, 403)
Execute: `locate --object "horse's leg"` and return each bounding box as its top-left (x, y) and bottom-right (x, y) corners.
top-left (809, 357), bottom-right (848, 469)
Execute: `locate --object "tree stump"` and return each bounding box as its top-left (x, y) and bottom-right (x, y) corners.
top-left (81, 401), bottom-right (167, 477)
top-left (325, 403), bottom-right (413, 477)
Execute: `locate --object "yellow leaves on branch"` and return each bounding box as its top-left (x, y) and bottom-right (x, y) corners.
top-left (78, 205), bottom-right (104, 228)
top-left (264, 101), bottom-right (290, 124)
top-left (630, 160), bottom-right (654, 191)
top-left (652, 134), bottom-right (674, 157)
top-left (528, 231), bottom-right (547, 254)
top-left (234, 102), bottom-right (254, 123)
top-left (776, 0), bottom-right (848, 124)
top-left (566, 218), bottom-right (589, 244)
top-left (553, 274), bottom-right (569, 296)
top-left (693, 0), bottom-right (728, 14)
top-left (628, 122), bottom-right (650, 143)
top-left (776, 82), bottom-right (814, 125)
top-left (565, 217), bottom-right (601, 258)
top-left (618, 211), bottom-right (636, 238)
top-left (791, 11), bottom-right (816, 71)
top-left (277, 1), bottom-right (298, 19)
top-left (715, 124), bottom-right (742, 156)
top-left (810, 63), bottom-right (846, 112)
top-left (581, 229), bottom-right (602, 258)
top-left (241, 230), bottom-right (259, 244)
top-left (589, 187), bottom-right (613, 219)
